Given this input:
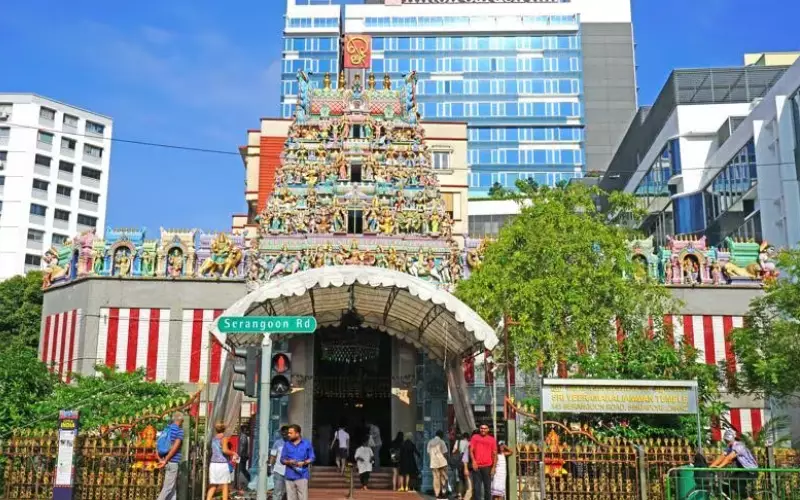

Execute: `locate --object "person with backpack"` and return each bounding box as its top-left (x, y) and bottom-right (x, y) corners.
top-left (156, 412), bottom-right (184, 500)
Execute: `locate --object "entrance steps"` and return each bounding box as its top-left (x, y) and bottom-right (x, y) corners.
top-left (307, 488), bottom-right (424, 499)
top-left (310, 465), bottom-right (394, 490)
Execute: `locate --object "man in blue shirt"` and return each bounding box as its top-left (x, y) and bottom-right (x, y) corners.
top-left (281, 424), bottom-right (315, 500)
top-left (156, 412), bottom-right (184, 500)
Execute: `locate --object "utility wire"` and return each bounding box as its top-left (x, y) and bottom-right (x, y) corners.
top-left (3, 121), bottom-right (798, 174)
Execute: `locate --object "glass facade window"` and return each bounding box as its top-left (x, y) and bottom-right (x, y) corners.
top-left (633, 139), bottom-right (681, 210)
top-left (286, 17), bottom-right (339, 29)
top-left (703, 140), bottom-right (757, 226)
top-left (281, 22), bottom-right (585, 193)
top-left (673, 193), bottom-right (705, 234)
top-left (792, 90), bottom-right (800, 181)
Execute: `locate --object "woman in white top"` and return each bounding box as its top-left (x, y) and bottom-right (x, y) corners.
top-left (354, 438), bottom-right (374, 490)
top-left (491, 441), bottom-right (513, 499)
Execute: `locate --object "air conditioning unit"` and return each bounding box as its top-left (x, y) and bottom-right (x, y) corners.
top-left (0, 112), bottom-right (9, 120)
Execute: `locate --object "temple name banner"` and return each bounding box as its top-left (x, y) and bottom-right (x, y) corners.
top-left (541, 379), bottom-right (698, 415)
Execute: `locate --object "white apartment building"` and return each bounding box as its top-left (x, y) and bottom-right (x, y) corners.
top-left (0, 94), bottom-right (112, 279)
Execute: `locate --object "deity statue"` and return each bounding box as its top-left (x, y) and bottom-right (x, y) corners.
top-left (337, 155), bottom-right (348, 180)
top-left (379, 208), bottom-right (395, 235)
top-left (323, 72), bottom-right (332, 90)
top-left (428, 212), bottom-right (441, 235)
top-left (383, 73), bottom-right (392, 90)
top-left (318, 209), bottom-right (332, 233)
top-left (92, 247), bottom-right (105, 274)
top-left (758, 242), bottom-right (779, 280)
top-left (710, 261), bottom-right (723, 285)
top-left (441, 213), bottom-right (453, 239)
top-left (364, 159), bottom-right (375, 181)
top-left (332, 204), bottom-right (346, 233)
top-left (352, 74), bottom-right (363, 98)
top-left (374, 246), bottom-right (388, 268)
top-left (42, 248), bottom-right (68, 288)
top-left (664, 260), bottom-right (674, 283)
top-left (199, 233), bottom-right (243, 278)
top-left (114, 248), bottom-right (132, 277)
top-left (141, 250), bottom-right (155, 277)
top-left (365, 207), bottom-right (380, 233)
top-left (167, 248), bottom-right (184, 278)
top-left (368, 73), bottom-right (376, 90)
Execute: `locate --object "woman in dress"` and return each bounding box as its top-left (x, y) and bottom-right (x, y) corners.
top-left (390, 432), bottom-right (404, 491)
top-left (207, 421), bottom-right (238, 500)
top-left (398, 432), bottom-right (421, 492)
top-left (491, 441), bottom-right (513, 500)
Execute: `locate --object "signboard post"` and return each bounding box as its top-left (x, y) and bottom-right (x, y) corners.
top-left (53, 410), bottom-right (79, 500)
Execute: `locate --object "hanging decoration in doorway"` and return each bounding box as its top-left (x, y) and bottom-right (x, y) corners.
top-left (320, 301), bottom-right (380, 363)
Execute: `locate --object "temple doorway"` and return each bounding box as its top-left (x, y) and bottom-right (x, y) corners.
top-left (312, 323), bottom-right (392, 467)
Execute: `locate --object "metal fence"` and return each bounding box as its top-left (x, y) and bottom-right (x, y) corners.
top-left (664, 467), bottom-right (800, 500)
top-left (0, 432), bottom-right (203, 500)
top-left (517, 439), bottom-right (799, 500)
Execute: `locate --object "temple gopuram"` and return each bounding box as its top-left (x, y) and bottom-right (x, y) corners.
top-left (37, 70), bottom-right (774, 469)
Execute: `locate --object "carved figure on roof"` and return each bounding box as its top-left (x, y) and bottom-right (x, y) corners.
top-left (383, 73), bottom-right (392, 90)
top-left (92, 244), bottom-right (105, 275)
top-left (113, 247), bottom-right (132, 277)
top-left (332, 202), bottom-right (346, 233)
top-left (352, 74), bottom-right (363, 98)
top-left (365, 206), bottom-right (380, 233)
top-left (42, 248), bottom-right (69, 288)
top-left (167, 248), bottom-right (184, 278)
top-left (429, 211), bottom-right (441, 235)
top-left (379, 208), bottom-right (395, 235)
top-left (198, 233), bottom-right (242, 278)
top-left (759, 242), bottom-right (779, 281)
top-left (141, 243), bottom-right (156, 277)
top-left (368, 73), bottom-right (376, 90)
top-left (338, 71), bottom-right (346, 89)
top-left (323, 72), bottom-right (332, 90)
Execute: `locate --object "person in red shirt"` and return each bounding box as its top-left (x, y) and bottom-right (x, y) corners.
top-left (469, 424), bottom-right (497, 500)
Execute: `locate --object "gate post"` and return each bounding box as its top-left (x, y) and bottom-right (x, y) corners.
top-left (507, 418), bottom-right (518, 500)
top-left (635, 445), bottom-right (648, 500)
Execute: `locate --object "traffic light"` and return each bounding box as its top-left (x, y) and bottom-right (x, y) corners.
top-left (270, 352), bottom-right (292, 398)
top-left (232, 347), bottom-right (261, 398)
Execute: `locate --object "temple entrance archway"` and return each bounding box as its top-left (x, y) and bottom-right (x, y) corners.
top-left (209, 266), bottom-right (498, 490)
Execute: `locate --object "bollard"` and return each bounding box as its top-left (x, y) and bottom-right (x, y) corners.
top-left (347, 462), bottom-right (355, 500)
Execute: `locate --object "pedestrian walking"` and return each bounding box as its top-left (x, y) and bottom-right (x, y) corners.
top-left (367, 421), bottom-right (382, 471)
top-left (270, 426), bottom-right (289, 500)
top-left (390, 432), bottom-right (404, 491)
top-left (155, 412), bottom-right (184, 500)
top-left (280, 424), bottom-right (315, 500)
top-left (207, 421), bottom-right (238, 500)
top-left (330, 422), bottom-right (350, 475)
top-left (236, 426), bottom-right (251, 488)
top-left (452, 432), bottom-right (470, 499)
top-left (398, 432), bottom-right (421, 492)
top-left (355, 438), bottom-right (374, 490)
top-left (427, 430), bottom-right (449, 499)
top-left (469, 424), bottom-right (497, 500)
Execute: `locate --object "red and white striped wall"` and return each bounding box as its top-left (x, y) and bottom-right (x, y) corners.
top-left (40, 309), bottom-right (82, 382)
top-left (713, 408), bottom-right (768, 441)
top-left (664, 315), bottom-right (743, 370)
top-left (96, 308), bottom-right (171, 381)
top-left (180, 309), bottom-right (227, 384)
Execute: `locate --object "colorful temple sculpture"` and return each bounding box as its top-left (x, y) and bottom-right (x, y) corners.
top-left (628, 235), bottom-right (779, 286)
top-left (40, 71), bottom-right (777, 290)
top-left (246, 70), bottom-right (463, 290)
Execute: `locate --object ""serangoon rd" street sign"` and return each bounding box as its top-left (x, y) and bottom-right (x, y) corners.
top-left (218, 316), bottom-right (317, 334)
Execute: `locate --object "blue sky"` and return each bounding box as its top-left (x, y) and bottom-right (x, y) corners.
top-left (2, 0), bottom-right (799, 233)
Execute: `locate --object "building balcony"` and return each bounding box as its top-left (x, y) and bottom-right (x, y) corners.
top-left (31, 188), bottom-right (48, 202)
top-left (27, 239), bottom-right (43, 251)
top-left (63, 123), bottom-right (78, 135)
top-left (29, 214), bottom-right (45, 226)
top-left (60, 146), bottom-right (75, 158)
top-left (80, 176), bottom-right (101, 190)
top-left (0, 136), bottom-right (8, 147)
top-left (39, 116), bottom-right (55, 128)
top-left (37, 140), bottom-right (53, 152)
top-left (83, 154), bottom-right (101, 165)
top-left (53, 219), bottom-right (69, 231)
top-left (56, 194), bottom-right (71, 206)
top-left (79, 200), bottom-right (98, 212)
top-left (34, 165), bottom-right (50, 177)
top-left (58, 170), bottom-right (73, 182)
top-left (77, 223), bottom-right (95, 233)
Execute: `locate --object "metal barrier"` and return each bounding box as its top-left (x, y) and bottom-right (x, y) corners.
top-left (664, 467), bottom-right (800, 500)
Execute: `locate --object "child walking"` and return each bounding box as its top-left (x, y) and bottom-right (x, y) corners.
top-left (355, 438), bottom-right (374, 490)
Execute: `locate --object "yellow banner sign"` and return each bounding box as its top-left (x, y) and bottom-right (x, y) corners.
top-left (542, 380), bottom-right (698, 415)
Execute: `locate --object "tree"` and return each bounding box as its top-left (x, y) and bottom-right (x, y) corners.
top-left (0, 341), bottom-right (55, 438)
top-left (488, 182), bottom-right (512, 200)
top-left (457, 182), bottom-right (676, 376)
top-left (730, 249), bottom-right (800, 402)
top-left (0, 272), bottom-right (44, 349)
top-left (29, 365), bottom-right (188, 432)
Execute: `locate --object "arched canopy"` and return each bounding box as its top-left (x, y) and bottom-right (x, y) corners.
top-left (209, 266), bottom-right (498, 360)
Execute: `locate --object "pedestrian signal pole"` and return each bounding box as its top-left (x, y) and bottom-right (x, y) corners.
top-left (256, 335), bottom-right (272, 500)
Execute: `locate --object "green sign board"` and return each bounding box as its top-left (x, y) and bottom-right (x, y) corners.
top-left (218, 316), bottom-right (317, 334)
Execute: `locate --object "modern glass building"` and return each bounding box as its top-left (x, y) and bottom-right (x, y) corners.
top-left (281, 0), bottom-right (637, 196)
